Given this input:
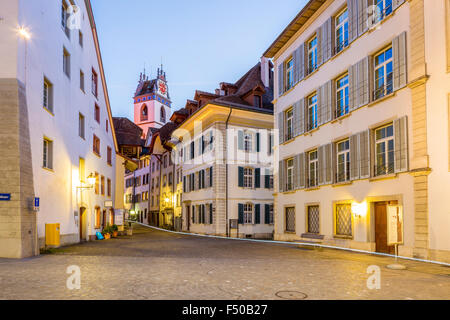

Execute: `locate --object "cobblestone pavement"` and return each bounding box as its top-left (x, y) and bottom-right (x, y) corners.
top-left (0, 224), bottom-right (449, 300)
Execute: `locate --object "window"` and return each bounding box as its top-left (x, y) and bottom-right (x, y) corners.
top-left (141, 105), bottom-right (148, 121)
top-left (308, 150), bottom-right (318, 187)
top-left (374, 0), bottom-right (393, 24)
top-left (80, 70), bottom-right (85, 92)
top-left (107, 146), bottom-right (112, 165)
top-left (160, 107), bottom-right (166, 123)
top-left (285, 57), bottom-right (294, 91)
top-left (336, 74), bottom-right (349, 118)
top-left (244, 203), bottom-right (253, 224)
top-left (43, 138), bottom-right (53, 170)
top-left (107, 178), bottom-right (111, 197)
top-left (79, 31), bottom-right (83, 47)
top-left (308, 94), bottom-right (318, 131)
top-left (63, 48), bottom-right (70, 78)
top-left (244, 132), bottom-right (253, 152)
top-left (95, 104), bottom-right (100, 123)
top-left (285, 207), bottom-right (296, 232)
top-left (374, 47), bottom-right (393, 100)
top-left (43, 77), bottom-right (53, 113)
top-left (335, 204), bottom-right (353, 237)
top-left (163, 175), bottom-right (167, 187)
top-left (286, 158), bottom-right (294, 191)
top-left (168, 172), bottom-right (173, 186)
top-left (307, 205), bottom-right (320, 234)
top-left (92, 69), bottom-right (98, 98)
top-left (95, 208), bottom-right (101, 229)
top-left (268, 204), bottom-right (274, 225)
top-left (375, 124), bottom-right (394, 176)
top-left (307, 36), bottom-right (318, 74)
top-left (93, 135), bottom-right (100, 156)
top-left (243, 168), bottom-right (253, 188)
top-left (336, 139), bottom-right (350, 182)
top-left (79, 113), bottom-right (85, 139)
top-left (254, 95), bottom-right (262, 108)
top-left (95, 172), bottom-right (99, 194)
top-left (79, 158), bottom-right (85, 182)
top-left (101, 176), bottom-right (105, 195)
top-left (61, 1), bottom-right (70, 37)
top-left (335, 8), bottom-right (349, 53)
top-left (285, 108), bottom-right (294, 141)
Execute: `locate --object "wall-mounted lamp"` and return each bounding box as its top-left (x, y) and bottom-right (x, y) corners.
top-left (77, 173), bottom-right (96, 190)
top-left (352, 201), bottom-right (367, 219)
top-left (18, 26), bottom-right (31, 40)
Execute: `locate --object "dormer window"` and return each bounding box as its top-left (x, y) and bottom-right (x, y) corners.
top-left (254, 95), bottom-right (262, 108)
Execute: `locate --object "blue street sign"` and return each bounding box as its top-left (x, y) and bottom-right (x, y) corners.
top-left (34, 197), bottom-right (40, 207)
top-left (0, 194), bottom-right (11, 201)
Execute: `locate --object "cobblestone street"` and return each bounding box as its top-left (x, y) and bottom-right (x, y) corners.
top-left (0, 224), bottom-right (449, 300)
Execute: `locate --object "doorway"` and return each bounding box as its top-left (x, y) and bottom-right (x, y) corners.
top-left (79, 207), bottom-right (86, 242)
top-left (374, 202), bottom-right (395, 254)
top-left (102, 210), bottom-right (106, 229)
top-left (186, 206), bottom-right (190, 231)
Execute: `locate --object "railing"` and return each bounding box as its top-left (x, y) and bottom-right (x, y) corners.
top-left (308, 178), bottom-right (318, 188)
top-left (374, 163), bottom-right (395, 177)
top-left (373, 78), bottom-right (393, 101)
top-left (335, 106), bottom-right (349, 119)
top-left (370, 4), bottom-right (393, 26)
top-left (335, 171), bottom-right (350, 183)
top-left (334, 40), bottom-right (349, 55)
top-left (306, 63), bottom-right (318, 76)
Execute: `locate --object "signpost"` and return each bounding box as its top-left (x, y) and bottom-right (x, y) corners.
top-left (104, 200), bottom-right (113, 208)
top-left (0, 193), bottom-right (11, 201)
top-left (386, 205), bottom-right (406, 270)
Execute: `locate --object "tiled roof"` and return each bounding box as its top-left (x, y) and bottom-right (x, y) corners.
top-left (113, 117), bottom-right (144, 147)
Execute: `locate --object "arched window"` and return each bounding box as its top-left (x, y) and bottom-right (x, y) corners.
top-left (160, 107), bottom-right (166, 123)
top-left (141, 105), bottom-right (148, 121)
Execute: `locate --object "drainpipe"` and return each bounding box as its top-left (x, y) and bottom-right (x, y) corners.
top-left (225, 108), bottom-right (233, 237)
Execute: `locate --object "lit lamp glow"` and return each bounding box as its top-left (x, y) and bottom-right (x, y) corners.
top-left (87, 173), bottom-right (96, 187)
top-left (18, 27), bottom-right (31, 39)
top-left (351, 201), bottom-right (367, 219)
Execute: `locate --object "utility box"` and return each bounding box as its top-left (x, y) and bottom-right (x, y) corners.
top-left (45, 223), bottom-right (60, 247)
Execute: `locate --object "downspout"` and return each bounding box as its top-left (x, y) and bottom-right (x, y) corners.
top-left (225, 108), bottom-right (233, 237)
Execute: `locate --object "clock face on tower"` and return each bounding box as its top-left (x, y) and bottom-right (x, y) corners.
top-left (158, 80), bottom-right (167, 97)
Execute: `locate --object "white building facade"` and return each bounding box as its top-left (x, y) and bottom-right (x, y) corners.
top-left (0, 0), bottom-right (120, 258)
top-left (266, 0), bottom-right (450, 262)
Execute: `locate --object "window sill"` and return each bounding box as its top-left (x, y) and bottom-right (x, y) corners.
top-left (284, 231), bottom-right (296, 234)
top-left (369, 173), bottom-right (398, 182)
top-left (332, 181), bottom-right (353, 187)
top-left (368, 91), bottom-right (396, 107)
top-left (330, 113), bottom-right (350, 123)
top-left (93, 152), bottom-right (101, 158)
top-left (333, 235), bottom-right (353, 240)
top-left (42, 167), bottom-right (54, 173)
top-left (301, 233), bottom-right (324, 240)
top-left (304, 186), bottom-right (320, 192)
top-left (43, 107), bottom-right (54, 116)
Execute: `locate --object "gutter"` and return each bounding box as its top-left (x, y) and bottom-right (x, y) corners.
top-left (225, 108), bottom-right (233, 237)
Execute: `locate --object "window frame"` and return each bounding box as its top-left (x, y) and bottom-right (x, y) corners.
top-left (42, 137), bottom-right (53, 170)
top-left (63, 47), bottom-right (71, 78)
top-left (374, 123), bottom-right (395, 176)
top-left (308, 150), bottom-right (319, 187)
top-left (43, 77), bottom-right (53, 113)
top-left (285, 57), bottom-right (294, 91)
top-left (243, 167), bottom-right (254, 189)
top-left (286, 158), bottom-right (294, 191)
top-left (285, 107), bottom-right (294, 141)
top-left (374, 46), bottom-right (393, 100)
top-left (335, 7), bottom-right (349, 54)
top-left (307, 35), bottom-right (318, 74)
top-left (243, 203), bottom-right (253, 225)
top-left (336, 139), bottom-right (350, 183)
top-left (78, 113), bottom-right (85, 139)
top-left (307, 93), bottom-right (318, 131)
top-left (336, 73), bottom-right (349, 118)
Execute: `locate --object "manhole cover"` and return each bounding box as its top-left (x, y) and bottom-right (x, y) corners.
top-left (275, 291), bottom-right (308, 300)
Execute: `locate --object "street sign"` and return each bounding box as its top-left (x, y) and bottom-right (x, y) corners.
top-left (387, 205), bottom-right (404, 246)
top-left (0, 194), bottom-right (11, 201)
top-left (34, 197), bottom-right (40, 212)
top-left (104, 200), bottom-right (113, 208)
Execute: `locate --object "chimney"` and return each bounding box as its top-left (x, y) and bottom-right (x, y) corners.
top-left (260, 56), bottom-right (270, 88)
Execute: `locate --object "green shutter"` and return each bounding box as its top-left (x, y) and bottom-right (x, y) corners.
top-left (265, 172), bottom-right (270, 189)
top-left (265, 204), bottom-right (270, 224)
top-left (238, 130), bottom-right (244, 150)
top-left (255, 204), bottom-right (261, 224)
top-left (210, 166), bottom-right (213, 187)
top-left (256, 132), bottom-right (260, 152)
top-left (209, 203), bottom-right (213, 225)
top-left (255, 168), bottom-right (261, 188)
top-left (238, 167), bottom-right (244, 187)
top-left (238, 204), bottom-right (244, 224)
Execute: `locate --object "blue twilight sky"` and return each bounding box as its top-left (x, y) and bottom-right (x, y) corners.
top-left (91, 0), bottom-right (308, 119)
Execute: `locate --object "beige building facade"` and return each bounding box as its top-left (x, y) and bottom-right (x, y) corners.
top-left (265, 0), bottom-right (450, 262)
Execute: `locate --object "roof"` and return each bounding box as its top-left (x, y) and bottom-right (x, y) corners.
top-left (263, 0), bottom-right (327, 58)
top-left (135, 79), bottom-right (157, 97)
top-left (112, 117), bottom-right (144, 147)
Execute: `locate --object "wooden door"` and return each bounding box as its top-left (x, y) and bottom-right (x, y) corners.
top-left (79, 208), bottom-right (84, 241)
top-left (375, 202), bottom-right (395, 254)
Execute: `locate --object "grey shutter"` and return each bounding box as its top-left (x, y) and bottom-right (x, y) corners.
top-left (317, 85), bottom-right (325, 126)
top-left (298, 98), bottom-right (305, 135)
top-left (394, 116), bottom-right (409, 173)
top-left (278, 63), bottom-right (284, 97)
top-left (293, 154), bottom-right (300, 189)
top-left (331, 142), bottom-right (337, 184)
top-left (256, 132), bottom-right (260, 152)
top-left (298, 153), bottom-right (306, 189)
top-left (316, 27), bottom-right (323, 66)
top-left (393, 31), bottom-right (407, 91)
top-left (350, 133), bottom-right (360, 180)
top-left (325, 80), bottom-right (333, 123)
top-left (321, 17), bottom-right (334, 62)
top-left (293, 101), bottom-right (301, 137)
top-left (359, 130), bottom-right (371, 179)
top-left (265, 204), bottom-right (270, 224)
top-left (298, 43), bottom-right (305, 81)
top-left (278, 112), bottom-right (284, 144)
top-left (238, 130), bottom-right (244, 150)
top-left (278, 160), bottom-right (285, 193)
top-left (324, 143), bottom-right (333, 184)
top-left (318, 145), bottom-right (326, 185)
top-left (255, 204), bottom-right (261, 224)
top-left (358, 56), bottom-right (370, 108)
top-left (348, 0), bottom-right (359, 43)
top-left (293, 46), bottom-right (301, 84)
top-left (392, 0), bottom-right (405, 11)
top-left (348, 63), bottom-right (358, 111)
top-left (358, 0), bottom-right (369, 36)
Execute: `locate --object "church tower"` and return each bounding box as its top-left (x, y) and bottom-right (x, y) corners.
top-left (133, 66), bottom-right (172, 137)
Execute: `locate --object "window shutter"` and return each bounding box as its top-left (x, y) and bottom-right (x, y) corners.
top-left (265, 204), bottom-right (270, 224)
top-left (201, 136), bottom-right (205, 154)
top-left (183, 176), bottom-right (186, 192)
top-left (350, 134), bottom-right (360, 180)
top-left (255, 204), bottom-right (261, 224)
top-left (299, 153), bottom-right (306, 189)
top-left (348, 0), bottom-right (359, 43)
top-left (210, 204), bottom-right (213, 225)
top-left (318, 145), bottom-right (326, 185)
top-left (348, 63), bottom-right (358, 111)
top-left (256, 132), bottom-right (260, 152)
top-left (210, 166), bottom-right (213, 187)
top-left (278, 113), bottom-right (284, 144)
top-left (325, 143), bottom-right (333, 184)
top-left (238, 130), bottom-right (244, 150)
top-left (278, 63), bottom-right (284, 97)
top-left (358, 0), bottom-right (369, 36)
top-left (392, 0), bottom-right (405, 11)
top-left (318, 84), bottom-right (325, 126)
top-left (394, 116), bottom-right (409, 173)
top-left (331, 142), bottom-right (337, 184)
top-left (265, 170), bottom-right (270, 189)
top-left (393, 32), bottom-right (407, 91)
top-left (359, 130), bottom-right (371, 179)
top-left (202, 170), bottom-right (206, 189)
top-left (238, 204), bottom-right (244, 224)
top-left (278, 160), bottom-right (285, 193)
top-left (238, 167), bottom-right (244, 187)
top-left (293, 154), bottom-right (300, 189)
top-left (321, 17), bottom-right (334, 63)
top-left (298, 43), bottom-right (305, 81)
top-left (255, 168), bottom-right (261, 188)
top-left (293, 46), bottom-right (301, 84)
top-left (316, 27), bottom-right (323, 66)
top-left (358, 56), bottom-right (370, 108)
top-left (192, 206), bottom-right (195, 223)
